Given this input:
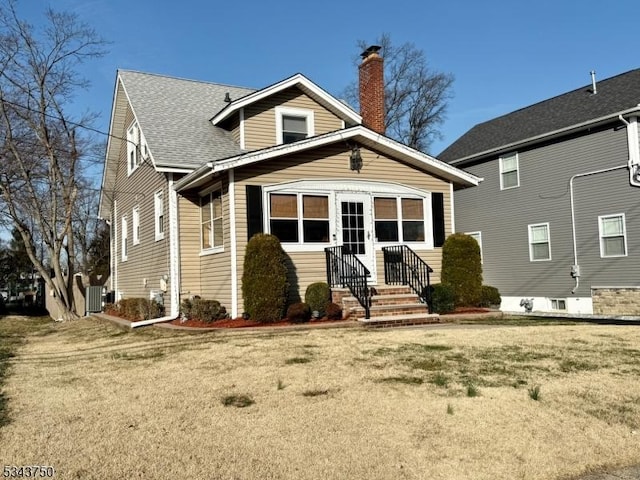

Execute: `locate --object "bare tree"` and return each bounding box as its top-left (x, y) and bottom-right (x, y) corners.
top-left (0, 0), bottom-right (106, 320)
top-left (344, 34), bottom-right (454, 153)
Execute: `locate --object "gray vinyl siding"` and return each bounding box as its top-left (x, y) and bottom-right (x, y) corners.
top-left (454, 125), bottom-right (639, 298)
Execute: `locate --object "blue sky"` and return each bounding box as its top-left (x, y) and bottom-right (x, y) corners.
top-left (15, 0), bottom-right (640, 160)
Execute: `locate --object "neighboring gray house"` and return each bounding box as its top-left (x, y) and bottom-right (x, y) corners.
top-left (439, 69), bottom-right (640, 315)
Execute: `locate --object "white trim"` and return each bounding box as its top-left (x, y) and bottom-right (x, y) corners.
top-left (500, 296), bottom-right (593, 315)
top-left (239, 108), bottom-right (245, 150)
top-left (465, 231), bottom-right (483, 263)
top-left (126, 121), bottom-right (140, 176)
top-left (499, 152), bottom-right (520, 190)
top-left (211, 73), bottom-right (362, 126)
top-left (449, 183), bottom-right (455, 234)
top-left (121, 215), bottom-right (128, 262)
top-left (229, 169), bottom-right (238, 318)
top-left (528, 222), bottom-right (551, 262)
top-left (174, 126), bottom-right (482, 192)
top-left (132, 206), bottom-right (140, 245)
top-left (275, 106), bottom-right (315, 144)
top-left (112, 200), bottom-right (118, 291)
top-left (156, 167), bottom-right (194, 174)
top-left (168, 175), bottom-right (180, 318)
top-left (598, 213), bottom-right (627, 258)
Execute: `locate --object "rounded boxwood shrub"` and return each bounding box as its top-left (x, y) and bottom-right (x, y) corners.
top-left (431, 283), bottom-right (456, 314)
top-left (182, 297), bottom-right (228, 323)
top-left (286, 302), bottom-right (311, 323)
top-left (242, 234), bottom-right (289, 323)
top-left (441, 233), bottom-right (483, 307)
top-left (478, 285), bottom-right (501, 308)
top-left (304, 282), bottom-right (330, 317)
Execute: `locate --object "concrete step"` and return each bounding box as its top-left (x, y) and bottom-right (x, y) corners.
top-left (359, 313), bottom-right (441, 328)
top-left (348, 302), bottom-right (430, 318)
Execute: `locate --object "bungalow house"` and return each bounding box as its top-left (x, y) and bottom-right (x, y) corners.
top-left (439, 69), bottom-right (640, 315)
top-left (99, 47), bottom-right (480, 325)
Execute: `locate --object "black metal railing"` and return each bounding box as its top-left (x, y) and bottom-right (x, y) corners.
top-left (325, 246), bottom-right (371, 319)
top-left (382, 245), bottom-right (434, 313)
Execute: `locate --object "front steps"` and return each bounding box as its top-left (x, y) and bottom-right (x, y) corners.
top-left (332, 285), bottom-right (440, 328)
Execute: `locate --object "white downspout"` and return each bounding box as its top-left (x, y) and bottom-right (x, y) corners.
top-left (168, 174), bottom-right (180, 318)
top-left (229, 169), bottom-right (238, 318)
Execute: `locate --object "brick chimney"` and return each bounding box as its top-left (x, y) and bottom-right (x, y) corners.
top-left (359, 45), bottom-right (385, 134)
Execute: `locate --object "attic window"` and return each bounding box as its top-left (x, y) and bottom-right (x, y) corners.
top-left (127, 122), bottom-right (140, 175)
top-left (276, 107), bottom-right (314, 145)
top-left (499, 152), bottom-right (519, 190)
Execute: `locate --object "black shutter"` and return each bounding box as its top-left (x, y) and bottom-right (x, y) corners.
top-left (246, 185), bottom-right (263, 240)
top-left (432, 192), bottom-right (445, 247)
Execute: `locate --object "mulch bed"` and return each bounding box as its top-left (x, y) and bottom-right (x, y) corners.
top-left (442, 307), bottom-right (492, 315)
top-left (167, 316), bottom-right (348, 329)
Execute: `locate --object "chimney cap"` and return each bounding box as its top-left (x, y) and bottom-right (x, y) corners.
top-left (361, 45), bottom-right (382, 60)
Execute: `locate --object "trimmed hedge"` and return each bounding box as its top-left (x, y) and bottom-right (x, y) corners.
top-left (242, 234), bottom-right (289, 323)
top-left (304, 282), bottom-right (330, 317)
top-left (111, 298), bottom-right (164, 321)
top-left (286, 302), bottom-right (311, 323)
top-left (431, 283), bottom-right (456, 314)
top-left (478, 285), bottom-right (501, 308)
top-left (441, 233), bottom-right (483, 307)
top-left (181, 297), bottom-right (228, 323)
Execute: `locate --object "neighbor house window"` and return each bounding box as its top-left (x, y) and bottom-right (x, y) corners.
top-left (121, 215), bottom-right (128, 261)
top-left (276, 107), bottom-right (314, 144)
top-left (154, 191), bottom-right (164, 241)
top-left (500, 152), bottom-right (519, 189)
top-left (466, 231), bottom-right (483, 263)
top-left (599, 214), bottom-right (627, 257)
top-left (528, 223), bottom-right (551, 261)
top-left (374, 197), bottom-right (426, 242)
top-left (132, 206), bottom-right (140, 245)
top-left (269, 193), bottom-right (329, 244)
top-left (201, 187), bottom-right (223, 250)
top-left (550, 298), bottom-right (566, 310)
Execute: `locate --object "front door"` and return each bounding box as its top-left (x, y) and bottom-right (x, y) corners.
top-left (336, 193), bottom-right (376, 280)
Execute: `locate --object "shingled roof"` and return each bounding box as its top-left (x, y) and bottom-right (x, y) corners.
top-left (438, 69), bottom-right (640, 164)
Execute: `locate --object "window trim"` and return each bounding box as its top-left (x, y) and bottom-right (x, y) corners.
top-left (465, 231), bottom-right (483, 263)
top-left (267, 192), bottom-right (331, 249)
top-left (373, 195), bottom-right (429, 245)
top-left (528, 222), bottom-right (551, 262)
top-left (499, 152), bottom-right (520, 190)
top-left (598, 213), bottom-right (627, 258)
top-left (121, 215), bottom-right (128, 261)
top-left (550, 298), bottom-right (567, 311)
top-left (132, 206), bottom-right (140, 246)
top-left (127, 122), bottom-right (139, 176)
top-left (199, 184), bottom-right (224, 255)
top-left (154, 191), bottom-right (165, 241)
top-left (275, 106), bottom-right (314, 145)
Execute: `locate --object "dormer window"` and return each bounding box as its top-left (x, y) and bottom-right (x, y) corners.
top-left (276, 107), bottom-right (314, 145)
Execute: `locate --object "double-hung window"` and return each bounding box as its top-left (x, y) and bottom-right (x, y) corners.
top-left (528, 223), bottom-right (551, 261)
top-left (599, 214), bottom-right (627, 257)
top-left (500, 152), bottom-right (519, 189)
top-left (269, 193), bottom-right (329, 244)
top-left (466, 231), bottom-right (483, 263)
top-left (201, 187), bottom-right (223, 251)
top-left (276, 107), bottom-right (314, 144)
top-left (374, 197), bottom-right (426, 243)
top-left (154, 191), bottom-right (164, 241)
top-left (132, 206), bottom-right (140, 245)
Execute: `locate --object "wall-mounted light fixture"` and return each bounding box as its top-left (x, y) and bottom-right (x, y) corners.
top-left (350, 146), bottom-right (363, 172)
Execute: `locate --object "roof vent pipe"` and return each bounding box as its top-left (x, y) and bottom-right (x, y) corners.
top-left (590, 70), bottom-right (597, 94)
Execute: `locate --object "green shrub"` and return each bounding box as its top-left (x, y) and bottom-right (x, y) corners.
top-left (478, 285), bottom-right (501, 308)
top-left (242, 234), bottom-right (289, 323)
top-left (286, 302), bottom-right (311, 323)
top-left (441, 233), bottom-right (483, 307)
top-left (181, 297), bottom-right (228, 323)
top-left (431, 283), bottom-right (456, 314)
top-left (304, 282), bottom-right (330, 316)
top-left (325, 302), bottom-right (343, 320)
top-left (116, 298), bottom-right (164, 320)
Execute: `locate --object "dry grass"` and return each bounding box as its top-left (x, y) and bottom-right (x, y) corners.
top-left (1, 315), bottom-right (640, 479)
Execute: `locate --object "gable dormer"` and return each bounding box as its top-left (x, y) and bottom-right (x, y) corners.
top-left (211, 74), bottom-right (361, 151)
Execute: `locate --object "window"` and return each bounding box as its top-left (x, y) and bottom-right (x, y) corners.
top-left (201, 187), bottom-right (223, 250)
top-left (466, 231), bottom-right (483, 263)
top-left (500, 152), bottom-right (519, 189)
top-left (550, 298), bottom-right (566, 310)
top-left (269, 193), bottom-right (329, 244)
top-left (276, 107), bottom-right (314, 144)
top-left (528, 223), bottom-right (551, 261)
top-left (154, 191), bottom-right (164, 241)
top-left (599, 214), bottom-right (627, 257)
top-left (374, 197), bottom-right (426, 243)
top-left (127, 122), bottom-right (140, 175)
top-left (132, 206), bottom-right (140, 245)
top-left (121, 216), bottom-right (128, 261)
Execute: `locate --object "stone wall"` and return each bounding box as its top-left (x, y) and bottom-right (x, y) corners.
top-left (591, 287), bottom-right (640, 315)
